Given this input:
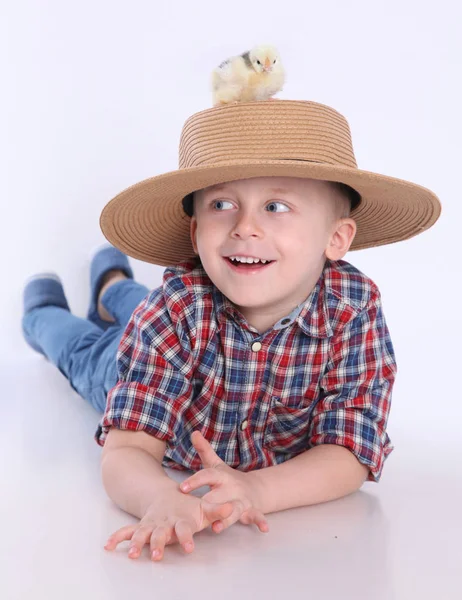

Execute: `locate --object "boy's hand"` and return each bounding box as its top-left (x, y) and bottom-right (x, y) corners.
top-left (179, 431), bottom-right (269, 535)
top-left (104, 488), bottom-right (235, 561)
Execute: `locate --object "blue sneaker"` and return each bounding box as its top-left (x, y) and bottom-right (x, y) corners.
top-left (22, 273), bottom-right (70, 355)
top-left (87, 243), bottom-right (134, 330)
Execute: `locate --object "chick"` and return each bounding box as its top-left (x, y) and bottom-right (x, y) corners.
top-left (211, 45), bottom-right (285, 106)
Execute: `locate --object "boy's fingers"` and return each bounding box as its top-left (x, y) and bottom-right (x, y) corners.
top-left (241, 508), bottom-right (270, 532)
top-left (191, 431), bottom-right (223, 468)
top-left (202, 499), bottom-right (234, 523)
top-left (174, 520), bottom-right (195, 554)
top-left (128, 524), bottom-right (156, 558)
top-left (214, 504), bottom-right (268, 534)
top-left (104, 525), bottom-right (137, 550)
top-left (211, 499), bottom-right (246, 533)
top-left (149, 526), bottom-right (170, 561)
top-left (180, 469), bottom-right (222, 493)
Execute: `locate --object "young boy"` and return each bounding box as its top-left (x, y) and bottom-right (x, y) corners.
top-left (22, 99), bottom-right (441, 562)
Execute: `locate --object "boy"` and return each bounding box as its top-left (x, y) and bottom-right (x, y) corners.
top-left (22, 99), bottom-right (441, 562)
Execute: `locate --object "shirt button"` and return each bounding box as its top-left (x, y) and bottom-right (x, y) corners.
top-left (251, 341), bottom-right (262, 352)
top-left (240, 419), bottom-right (249, 431)
top-left (281, 318), bottom-right (291, 325)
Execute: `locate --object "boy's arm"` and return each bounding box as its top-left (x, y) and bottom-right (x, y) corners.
top-left (179, 432), bottom-right (368, 522)
top-left (95, 276), bottom-right (197, 518)
top-left (246, 443), bottom-right (369, 514)
top-left (101, 428), bottom-right (244, 560)
top-left (101, 428), bottom-right (177, 518)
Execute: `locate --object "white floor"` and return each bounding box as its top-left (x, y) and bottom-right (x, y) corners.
top-left (3, 1), bottom-right (462, 597)
top-left (2, 352), bottom-right (460, 600)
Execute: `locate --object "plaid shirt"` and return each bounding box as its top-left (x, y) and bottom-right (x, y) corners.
top-left (95, 257), bottom-right (397, 482)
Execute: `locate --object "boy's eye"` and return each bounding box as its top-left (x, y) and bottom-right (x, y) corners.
top-left (266, 202), bottom-right (290, 213)
top-left (211, 200), bottom-right (289, 212)
top-left (212, 200), bottom-right (233, 210)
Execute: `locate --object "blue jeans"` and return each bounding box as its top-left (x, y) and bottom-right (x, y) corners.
top-left (22, 279), bottom-right (150, 413)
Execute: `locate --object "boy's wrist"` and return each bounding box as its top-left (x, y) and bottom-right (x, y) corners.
top-left (136, 477), bottom-right (181, 516)
top-left (244, 469), bottom-right (268, 514)
top-left (102, 445), bottom-right (179, 518)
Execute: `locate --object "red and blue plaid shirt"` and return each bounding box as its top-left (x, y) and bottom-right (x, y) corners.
top-left (95, 257), bottom-right (397, 482)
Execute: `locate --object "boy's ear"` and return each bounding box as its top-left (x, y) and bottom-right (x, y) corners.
top-left (189, 216), bottom-right (198, 254)
top-left (325, 218), bottom-right (357, 261)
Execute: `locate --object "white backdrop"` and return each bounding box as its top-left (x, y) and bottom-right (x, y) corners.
top-left (4, 0), bottom-right (461, 430)
top-left (2, 1), bottom-right (461, 594)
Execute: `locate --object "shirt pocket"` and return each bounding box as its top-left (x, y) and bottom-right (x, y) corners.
top-left (263, 394), bottom-right (315, 455)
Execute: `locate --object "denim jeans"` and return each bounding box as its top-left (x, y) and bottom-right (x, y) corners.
top-left (22, 279), bottom-right (150, 413)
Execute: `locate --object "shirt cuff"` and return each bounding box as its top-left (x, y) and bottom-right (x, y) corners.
top-left (94, 380), bottom-right (178, 447)
top-left (309, 430), bottom-right (394, 482)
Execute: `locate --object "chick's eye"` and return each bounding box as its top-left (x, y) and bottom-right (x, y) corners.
top-left (273, 59), bottom-right (276, 63)
top-left (267, 201), bottom-right (290, 213)
top-left (256, 60), bottom-right (261, 65)
top-left (212, 199), bottom-right (233, 211)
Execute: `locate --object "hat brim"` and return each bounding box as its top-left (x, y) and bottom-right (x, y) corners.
top-left (100, 159), bottom-right (441, 266)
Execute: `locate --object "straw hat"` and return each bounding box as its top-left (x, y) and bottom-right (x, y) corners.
top-left (100, 100), bottom-right (441, 266)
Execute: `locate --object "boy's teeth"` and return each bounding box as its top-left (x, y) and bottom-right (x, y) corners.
top-left (229, 256), bottom-right (268, 264)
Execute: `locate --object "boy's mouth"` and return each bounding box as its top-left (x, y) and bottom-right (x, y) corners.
top-left (224, 257), bottom-right (275, 274)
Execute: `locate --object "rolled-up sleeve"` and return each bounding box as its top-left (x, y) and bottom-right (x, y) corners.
top-left (308, 291), bottom-right (397, 482)
top-left (94, 279), bottom-right (196, 447)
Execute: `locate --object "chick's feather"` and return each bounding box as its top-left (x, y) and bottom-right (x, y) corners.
top-left (212, 45), bottom-right (285, 106)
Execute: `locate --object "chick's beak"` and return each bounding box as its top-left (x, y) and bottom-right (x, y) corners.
top-left (264, 58), bottom-right (271, 71)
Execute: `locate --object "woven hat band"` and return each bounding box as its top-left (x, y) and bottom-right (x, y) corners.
top-left (178, 100), bottom-right (358, 170)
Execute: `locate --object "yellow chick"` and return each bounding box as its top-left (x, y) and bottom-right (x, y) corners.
top-left (211, 44), bottom-right (285, 106)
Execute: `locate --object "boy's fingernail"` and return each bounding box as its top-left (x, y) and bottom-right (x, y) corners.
top-left (184, 542), bottom-right (194, 552)
top-left (152, 549), bottom-right (160, 559)
top-left (181, 483), bottom-right (190, 491)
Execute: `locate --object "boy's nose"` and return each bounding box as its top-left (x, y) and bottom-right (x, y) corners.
top-left (230, 212), bottom-right (263, 239)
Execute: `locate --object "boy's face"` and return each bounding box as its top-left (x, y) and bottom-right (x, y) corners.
top-left (190, 176), bottom-right (356, 332)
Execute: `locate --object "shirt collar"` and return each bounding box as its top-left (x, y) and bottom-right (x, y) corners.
top-left (212, 263), bottom-right (334, 339)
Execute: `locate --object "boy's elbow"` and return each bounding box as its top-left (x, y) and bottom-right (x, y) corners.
top-left (355, 463), bottom-right (370, 488)
top-left (343, 449), bottom-right (370, 488)
top-left (324, 444), bottom-right (370, 492)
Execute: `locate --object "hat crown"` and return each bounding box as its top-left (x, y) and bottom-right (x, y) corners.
top-left (179, 100), bottom-right (358, 170)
